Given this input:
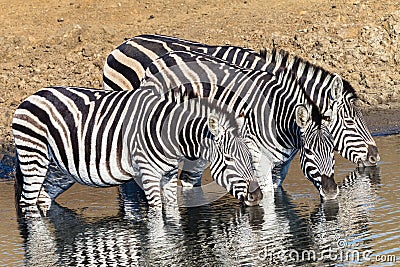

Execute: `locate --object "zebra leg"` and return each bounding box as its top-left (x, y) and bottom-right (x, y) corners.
top-left (37, 189), bottom-right (52, 216)
top-left (40, 164), bottom-right (76, 199)
top-left (141, 172), bottom-right (163, 212)
top-left (15, 149), bottom-right (50, 217)
top-left (118, 179), bottom-right (146, 220)
top-left (20, 173), bottom-right (48, 217)
top-left (272, 151), bottom-right (297, 187)
top-left (161, 176), bottom-right (178, 205)
top-left (161, 175), bottom-right (181, 221)
top-left (37, 164), bottom-right (76, 215)
top-left (272, 163), bottom-right (290, 188)
top-left (253, 153), bottom-right (274, 193)
top-left (180, 158), bottom-right (207, 187)
top-left (19, 172), bottom-right (49, 217)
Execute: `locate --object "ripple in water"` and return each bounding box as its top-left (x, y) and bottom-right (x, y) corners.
top-left (0, 134), bottom-right (399, 266)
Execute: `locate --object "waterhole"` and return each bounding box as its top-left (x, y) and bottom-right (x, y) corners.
top-left (0, 134), bottom-right (399, 266)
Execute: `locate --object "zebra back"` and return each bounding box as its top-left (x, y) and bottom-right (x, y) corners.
top-left (103, 34), bottom-right (379, 168)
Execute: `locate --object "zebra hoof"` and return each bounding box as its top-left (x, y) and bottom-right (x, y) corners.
top-left (21, 206), bottom-right (42, 219)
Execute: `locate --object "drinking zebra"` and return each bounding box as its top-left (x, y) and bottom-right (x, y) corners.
top-left (131, 51), bottom-right (338, 198)
top-left (103, 34), bottom-right (379, 186)
top-left (12, 85), bottom-right (263, 216)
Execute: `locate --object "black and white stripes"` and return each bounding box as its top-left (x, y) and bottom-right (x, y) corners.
top-left (102, 34), bottom-right (379, 198)
top-left (103, 34), bottom-right (378, 181)
top-left (13, 86), bottom-right (263, 215)
top-left (136, 50), bottom-right (337, 198)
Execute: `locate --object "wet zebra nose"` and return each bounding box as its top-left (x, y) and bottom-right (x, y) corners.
top-left (321, 174), bottom-right (339, 200)
top-left (248, 180), bottom-right (260, 193)
top-left (245, 180), bottom-right (263, 206)
top-left (367, 145), bottom-right (380, 164)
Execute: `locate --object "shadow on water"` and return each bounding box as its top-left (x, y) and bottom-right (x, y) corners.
top-left (13, 166), bottom-right (384, 267)
top-left (0, 154), bottom-right (16, 179)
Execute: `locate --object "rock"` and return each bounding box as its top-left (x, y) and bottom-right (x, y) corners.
top-left (62, 24), bottom-right (83, 48)
top-left (82, 43), bottom-right (98, 58)
top-left (102, 26), bottom-right (116, 37)
top-left (382, 11), bottom-right (400, 39)
top-left (380, 55), bottom-right (390, 62)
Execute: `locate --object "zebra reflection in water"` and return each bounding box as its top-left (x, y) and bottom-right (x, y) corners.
top-left (18, 166), bottom-right (381, 266)
top-left (307, 166), bottom-right (381, 264)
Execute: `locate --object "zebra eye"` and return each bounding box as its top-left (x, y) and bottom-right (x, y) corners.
top-left (224, 155), bottom-right (235, 162)
top-left (322, 116), bottom-right (331, 122)
top-left (304, 148), bottom-right (313, 155)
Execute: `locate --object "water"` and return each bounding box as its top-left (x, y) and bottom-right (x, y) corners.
top-left (0, 134), bottom-right (399, 266)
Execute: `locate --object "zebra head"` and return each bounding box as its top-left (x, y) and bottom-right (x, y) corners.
top-left (328, 78), bottom-right (379, 167)
top-left (295, 104), bottom-right (338, 200)
top-left (207, 113), bottom-right (263, 206)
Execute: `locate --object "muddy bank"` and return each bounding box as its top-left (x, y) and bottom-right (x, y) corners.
top-left (364, 107), bottom-right (400, 136)
top-left (1, 0), bottom-right (399, 146)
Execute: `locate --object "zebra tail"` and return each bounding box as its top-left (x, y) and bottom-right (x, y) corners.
top-left (14, 158), bottom-right (23, 215)
top-left (14, 160), bottom-right (29, 243)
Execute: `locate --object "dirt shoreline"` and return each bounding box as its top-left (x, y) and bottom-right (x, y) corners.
top-left (363, 107), bottom-right (400, 136)
top-left (1, 0), bottom-right (399, 151)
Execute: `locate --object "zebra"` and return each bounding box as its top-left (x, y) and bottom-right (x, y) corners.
top-left (103, 34), bottom-right (379, 186)
top-left (133, 51), bottom-right (337, 199)
top-left (12, 85), bottom-right (263, 217)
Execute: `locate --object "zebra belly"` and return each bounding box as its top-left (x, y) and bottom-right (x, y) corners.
top-left (48, 151), bottom-right (138, 187)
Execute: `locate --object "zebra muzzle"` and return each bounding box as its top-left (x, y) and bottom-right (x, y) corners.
top-left (367, 145), bottom-right (380, 165)
top-left (244, 180), bottom-right (263, 206)
top-left (320, 174), bottom-right (339, 200)
top-left (358, 145), bottom-right (380, 167)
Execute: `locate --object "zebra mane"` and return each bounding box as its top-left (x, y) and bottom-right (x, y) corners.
top-left (309, 100), bottom-right (323, 128)
top-left (267, 57), bottom-right (324, 129)
top-left (259, 48), bottom-right (357, 99)
top-left (341, 79), bottom-right (358, 99)
top-left (170, 92), bottom-right (243, 136)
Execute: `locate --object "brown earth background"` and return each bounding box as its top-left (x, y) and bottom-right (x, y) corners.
top-left (1, 0), bottom-right (400, 151)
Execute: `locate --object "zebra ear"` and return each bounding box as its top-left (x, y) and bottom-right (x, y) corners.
top-left (330, 74), bottom-right (343, 101)
top-left (236, 113), bottom-right (245, 130)
top-left (208, 113), bottom-right (221, 137)
top-left (295, 104), bottom-right (311, 128)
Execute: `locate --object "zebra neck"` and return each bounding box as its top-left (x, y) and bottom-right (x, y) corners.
top-left (263, 49), bottom-right (342, 114)
top-left (259, 73), bottom-right (307, 152)
top-left (146, 98), bottom-right (212, 161)
top-left (176, 116), bottom-right (207, 161)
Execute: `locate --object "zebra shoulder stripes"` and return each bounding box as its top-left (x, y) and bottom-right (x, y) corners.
top-left (12, 86), bottom-right (263, 216)
top-left (103, 34), bottom-right (379, 174)
top-left (139, 50), bottom-right (338, 199)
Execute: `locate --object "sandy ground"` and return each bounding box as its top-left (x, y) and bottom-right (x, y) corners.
top-left (0, 0), bottom-right (399, 150)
